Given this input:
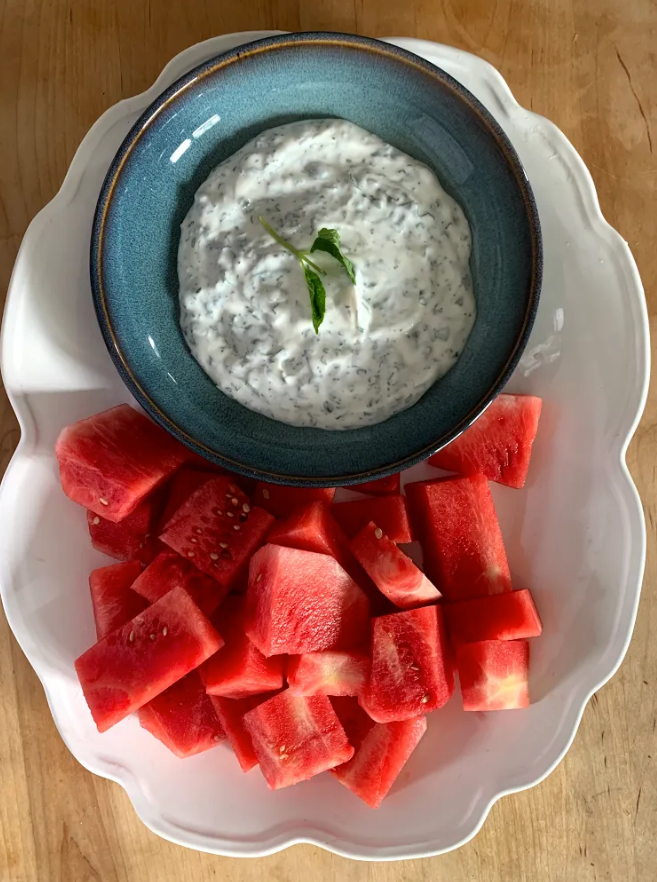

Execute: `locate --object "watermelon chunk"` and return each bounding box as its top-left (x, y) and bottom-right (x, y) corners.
top-left (457, 640), bottom-right (530, 710)
top-left (445, 588), bottom-right (542, 645)
top-left (138, 671), bottom-right (226, 757)
top-left (254, 483), bottom-right (336, 518)
top-left (131, 551), bottom-right (229, 618)
top-left (209, 693), bottom-right (275, 772)
top-left (350, 474), bottom-right (401, 496)
top-left (428, 394), bottom-right (543, 489)
top-left (201, 599), bottom-right (285, 698)
top-left (243, 691), bottom-right (354, 789)
top-left (287, 650), bottom-right (370, 697)
top-left (405, 475), bottom-right (512, 600)
top-left (56, 404), bottom-right (188, 522)
top-left (87, 499), bottom-right (158, 563)
top-left (245, 544), bottom-right (370, 656)
top-left (159, 468), bottom-right (215, 528)
top-left (361, 605), bottom-right (454, 723)
top-left (267, 502), bottom-right (392, 615)
top-left (331, 496), bottom-right (413, 543)
top-left (349, 522), bottom-right (441, 609)
top-left (159, 477), bottom-right (274, 585)
top-left (88, 561), bottom-right (146, 640)
top-left (74, 586), bottom-right (223, 732)
top-left (331, 714), bottom-right (427, 808)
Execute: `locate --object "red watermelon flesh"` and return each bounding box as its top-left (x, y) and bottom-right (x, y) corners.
top-left (56, 404), bottom-right (188, 522)
top-left (253, 483), bottom-right (336, 518)
top-left (457, 640), bottom-right (530, 710)
top-left (159, 468), bottom-right (215, 528)
top-left (159, 477), bottom-right (274, 585)
top-left (87, 499), bottom-right (158, 564)
top-left (405, 475), bottom-right (512, 601)
top-left (74, 586), bottom-right (223, 732)
top-left (428, 394), bottom-right (543, 489)
top-left (361, 605), bottom-right (454, 723)
top-left (349, 522), bottom-right (441, 610)
top-left (131, 551), bottom-right (229, 618)
top-left (242, 691), bottom-right (354, 789)
top-left (88, 561), bottom-right (146, 640)
top-left (287, 650), bottom-right (370, 697)
top-left (201, 599), bottom-right (285, 698)
top-left (267, 502), bottom-right (392, 616)
top-left (350, 474), bottom-right (401, 496)
top-left (445, 588), bottom-right (542, 646)
top-left (138, 670), bottom-right (226, 757)
top-left (331, 715), bottom-right (427, 808)
top-left (245, 544), bottom-right (370, 656)
top-left (331, 495), bottom-right (413, 543)
top-left (209, 693), bottom-right (275, 772)
top-left (330, 696), bottom-right (375, 748)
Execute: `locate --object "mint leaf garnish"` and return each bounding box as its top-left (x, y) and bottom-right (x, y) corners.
top-left (310, 228), bottom-right (356, 284)
top-left (258, 217), bottom-right (356, 333)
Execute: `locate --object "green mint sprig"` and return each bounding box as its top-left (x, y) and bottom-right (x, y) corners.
top-left (258, 216), bottom-right (355, 333)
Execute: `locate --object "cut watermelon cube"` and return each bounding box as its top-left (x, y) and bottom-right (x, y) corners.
top-left (74, 586), bottom-right (223, 732)
top-left (428, 394), bottom-right (543, 489)
top-left (405, 475), bottom-right (512, 600)
top-left (254, 483), bottom-right (336, 518)
top-left (457, 640), bottom-right (530, 710)
top-left (331, 495), bottom-right (413, 543)
top-left (350, 474), bottom-right (401, 496)
top-left (445, 588), bottom-right (542, 645)
top-left (245, 545), bottom-right (370, 656)
top-left (131, 551), bottom-right (229, 618)
top-left (267, 502), bottom-right (392, 615)
top-left (349, 522), bottom-right (441, 609)
top-left (287, 650), bottom-right (370, 697)
top-left (201, 599), bottom-right (285, 698)
top-left (361, 605), bottom-right (454, 723)
top-left (56, 404), bottom-right (188, 522)
top-left (87, 499), bottom-right (158, 564)
top-left (159, 477), bottom-right (274, 585)
top-left (331, 715), bottom-right (427, 808)
top-left (88, 561), bottom-right (146, 640)
top-left (243, 691), bottom-right (354, 789)
top-left (209, 693), bottom-right (275, 772)
top-left (159, 468), bottom-right (215, 528)
top-left (138, 671), bottom-right (226, 757)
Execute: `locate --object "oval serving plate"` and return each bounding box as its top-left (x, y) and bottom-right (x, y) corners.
top-left (0, 32), bottom-right (648, 860)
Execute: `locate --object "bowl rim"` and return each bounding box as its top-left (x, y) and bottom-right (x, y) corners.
top-left (90, 30), bottom-right (543, 487)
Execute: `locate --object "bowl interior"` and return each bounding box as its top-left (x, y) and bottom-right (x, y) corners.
top-left (94, 34), bottom-right (540, 483)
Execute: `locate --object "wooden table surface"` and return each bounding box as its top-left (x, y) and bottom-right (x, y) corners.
top-left (1, 1), bottom-right (655, 880)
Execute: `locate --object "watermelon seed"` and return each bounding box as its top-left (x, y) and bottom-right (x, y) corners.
top-left (421, 693), bottom-right (430, 703)
top-left (150, 633), bottom-right (157, 641)
top-left (410, 664), bottom-right (419, 671)
top-left (374, 527), bottom-right (383, 539)
top-left (191, 537), bottom-right (198, 544)
top-left (91, 516), bottom-right (100, 525)
top-left (194, 527), bottom-right (203, 534)
top-left (233, 525), bottom-right (241, 531)
top-left (99, 497), bottom-right (109, 506)
top-left (213, 734), bottom-right (223, 742)
top-left (242, 504), bottom-right (251, 513)
top-left (256, 574), bottom-right (262, 583)
top-left (262, 488), bottom-right (270, 499)
top-left (162, 627), bottom-right (168, 636)
top-left (227, 512), bottom-right (235, 518)
top-left (210, 552), bottom-right (219, 560)
top-left (128, 631), bottom-right (135, 643)
top-left (219, 543), bottom-right (228, 548)
top-left (231, 497), bottom-right (239, 506)
top-left (187, 551), bottom-right (195, 558)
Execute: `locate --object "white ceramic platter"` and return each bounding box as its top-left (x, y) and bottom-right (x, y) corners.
top-left (0, 32), bottom-right (649, 860)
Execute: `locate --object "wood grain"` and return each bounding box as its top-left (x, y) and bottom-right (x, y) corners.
top-left (0, 1), bottom-right (655, 879)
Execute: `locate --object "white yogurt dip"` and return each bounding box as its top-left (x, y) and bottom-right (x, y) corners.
top-left (178, 119), bottom-right (475, 429)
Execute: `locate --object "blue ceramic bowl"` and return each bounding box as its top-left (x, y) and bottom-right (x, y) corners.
top-left (91, 32), bottom-right (542, 486)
